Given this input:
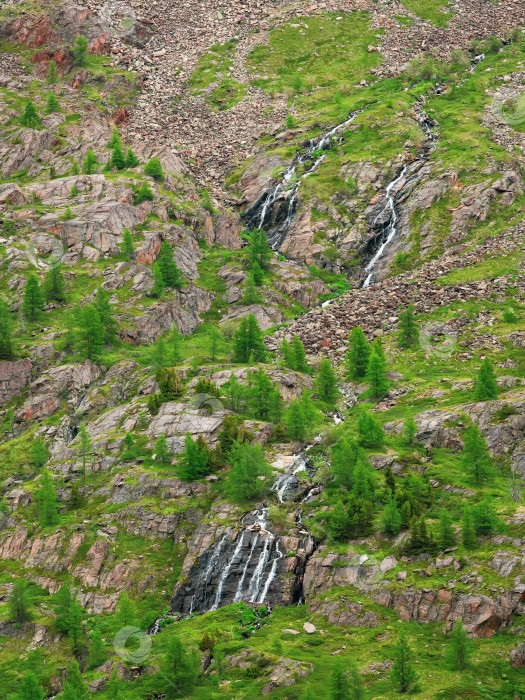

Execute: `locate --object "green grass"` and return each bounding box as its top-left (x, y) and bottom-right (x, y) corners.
top-left (401, 0), bottom-right (452, 26)
top-left (437, 251), bottom-right (523, 285)
top-left (189, 40), bottom-right (238, 94)
top-left (208, 79), bottom-right (246, 112)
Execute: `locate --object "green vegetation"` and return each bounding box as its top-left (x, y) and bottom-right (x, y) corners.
top-left (401, 0), bottom-right (451, 26)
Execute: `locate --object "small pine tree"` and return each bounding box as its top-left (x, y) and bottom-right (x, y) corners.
top-left (17, 671), bottom-right (44, 700)
top-left (398, 303), bottom-right (419, 348)
top-left (474, 358), bottom-right (498, 401)
top-left (402, 414), bottom-right (417, 446)
top-left (179, 433), bottom-right (210, 480)
top-left (70, 185), bottom-right (79, 198)
top-left (116, 590), bottom-right (136, 627)
top-left (241, 272), bottom-right (261, 304)
top-left (156, 367), bottom-right (184, 401)
top-left (358, 410), bottom-right (385, 447)
top-left (151, 263), bottom-right (165, 298)
top-left (20, 101), bottom-right (42, 129)
top-left (472, 499), bottom-right (499, 536)
top-left (390, 631), bottom-right (419, 693)
top-left (67, 598), bottom-right (85, 654)
top-left (170, 324), bottom-right (183, 363)
top-left (108, 127), bottom-right (121, 149)
top-left (382, 493), bottom-right (402, 536)
top-left (87, 629), bottom-right (107, 670)
top-left (134, 181), bottom-right (154, 204)
top-left (286, 114), bottom-right (295, 129)
top-left (77, 304), bottom-right (105, 359)
top-left (71, 159), bottom-right (80, 175)
top-left (94, 287), bottom-right (117, 343)
top-left (438, 510), bottom-right (456, 549)
top-left (82, 149), bottom-right (97, 174)
top-left (0, 297), bottom-right (14, 360)
top-left (61, 206), bottom-right (74, 221)
top-left (23, 273), bottom-right (45, 321)
top-left (77, 423), bottom-right (93, 484)
top-left (244, 229), bottom-right (272, 270)
top-left (157, 241), bottom-right (184, 288)
top-left (366, 347), bottom-right (389, 398)
top-left (251, 260), bottom-right (263, 285)
top-left (8, 580), bottom-right (33, 622)
top-left (43, 261), bottom-right (66, 303)
top-left (31, 437), bottom-right (48, 469)
top-left (291, 335), bottom-right (308, 372)
top-left (207, 325), bottom-right (222, 362)
top-left (62, 660), bottom-right (89, 700)
top-left (285, 399), bottom-right (306, 440)
top-left (72, 36), bottom-right (89, 67)
top-left (120, 228), bottom-right (135, 257)
top-left (462, 424), bottom-right (492, 485)
top-left (223, 443), bottom-right (272, 503)
top-left (233, 314), bottom-right (266, 363)
top-left (345, 326), bottom-right (371, 380)
top-left (46, 92), bottom-right (60, 114)
top-left (461, 506), bottom-right (477, 550)
top-left (144, 157), bottom-right (164, 181)
top-left (446, 619), bottom-right (472, 670)
top-left (315, 358), bottom-right (338, 405)
top-left (47, 59), bottom-right (58, 84)
top-left (111, 141), bottom-right (126, 170)
top-left (37, 468), bottom-right (59, 526)
top-left (154, 434), bottom-right (172, 465)
top-left (125, 148), bottom-right (140, 168)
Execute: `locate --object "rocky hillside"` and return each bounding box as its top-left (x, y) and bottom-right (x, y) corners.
top-left (0, 0), bottom-right (525, 698)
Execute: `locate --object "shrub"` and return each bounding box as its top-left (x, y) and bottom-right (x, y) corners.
top-left (144, 157), bottom-right (164, 181)
top-left (134, 181), bottom-right (154, 204)
top-left (20, 101), bottom-right (41, 129)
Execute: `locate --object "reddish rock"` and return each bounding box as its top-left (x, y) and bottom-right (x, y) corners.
top-left (111, 107), bottom-right (130, 126)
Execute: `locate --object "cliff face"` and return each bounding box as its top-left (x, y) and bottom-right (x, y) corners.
top-left (1, 1), bottom-right (525, 698)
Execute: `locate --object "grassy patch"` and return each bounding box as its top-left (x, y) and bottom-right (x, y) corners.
top-left (401, 0), bottom-right (452, 26)
top-left (208, 79), bottom-right (246, 112)
top-left (189, 40), bottom-right (238, 94)
top-left (437, 251), bottom-right (523, 285)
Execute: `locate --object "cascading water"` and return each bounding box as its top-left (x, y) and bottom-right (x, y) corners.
top-left (243, 111), bottom-right (362, 250)
top-left (361, 166), bottom-right (408, 289)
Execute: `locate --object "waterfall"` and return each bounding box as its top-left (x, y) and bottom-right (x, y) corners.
top-left (361, 166), bottom-right (408, 288)
top-left (188, 529), bottom-right (230, 615)
top-left (243, 111), bottom-right (362, 250)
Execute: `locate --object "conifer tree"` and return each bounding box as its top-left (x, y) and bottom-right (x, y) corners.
top-left (251, 260), bottom-right (263, 285)
top-left (462, 424), bottom-right (492, 485)
top-left (43, 260), bottom-right (66, 303)
top-left (244, 228), bottom-right (272, 269)
top-left (385, 465), bottom-right (396, 494)
top-left (170, 324), bottom-right (183, 363)
top-left (111, 141), bottom-right (126, 170)
top-left (279, 338), bottom-right (292, 367)
top-left (94, 287), bottom-right (117, 343)
top-left (0, 297), bottom-right (14, 359)
top-left (223, 443), bottom-right (272, 503)
top-left (446, 619), bottom-right (471, 670)
top-left (144, 157), bottom-right (164, 181)
top-left (31, 437), bottom-right (48, 469)
top-left (358, 410), bottom-right (385, 447)
top-left (67, 598), bottom-right (85, 654)
top-left (242, 272), bottom-right (261, 304)
top-left (72, 35), bottom-right (89, 67)
top-left (390, 631), bottom-right (419, 693)
top-left (438, 510), bottom-right (456, 549)
top-left (108, 127), bottom-right (121, 149)
top-left (125, 148), bottom-right (140, 168)
top-left (472, 499), bottom-right (499, 536)
top-left (36, 468), bottom-right (59, 526)
top-left (77, 303), bottom-right (105, 359)
top-left (134, 181), bottom-right (154, 204)
top-left (53, 581), bottom-right (74, 633)
top-left (315, 357), bottom-right (338, 405)
top-left (47, 59), bottom-right (58, 84)
top-left (151, 335), bottom-right (168, 370)
top-left (157, 241), bottom-right (183, 288)
top-left (154, 434), bottom-right (172, 465)
top-left (345, 326), bottom-right (370, 380)
top-left (116, 590), bottom-right (136, 627)
top-left (382, 493), bottom-right (402, 536)
top-left (62, 660), bottom-right (89, 700)
top-left (23, 273), bottom-right (45, 320)
top-left (8, 579), bottom-right (32, 622)
top-left (351, 458), bottom-right (375, 500)
top-left (331, 437), bottom-right (361, 489)
top-left (160, 636), bottom-right (199, 697)
top-left (20, 101), bottom-right (41, 129)
top-left (402, 414), bottom-right (417, 446)
top-left (291, 335), bottom-right (308, 372)
top-left (329, 657), bottom-right (352, 700)
top-left (17, 671), bottom-right (44, 700)
top-left (71, 159), bottom-right (80, 175)
top-left (120, 228), bottom-right (135, 258)
top-left (87, 629), bottom-right (107, 670)
top-left (285, 399), bottom-right (306, 440)
top-left (179, 433), bottom-right (209, 480)
top-left (82, 149), bottom-right (97, 174)
top-left (461, 506), bottom-right (477, 550)
top-left (233, 314), bottom-right (266, 363)
top-left (77, 423), bottom-right (92, 484)
top-left (398, 302), bottom-right (419, 348)
top-left (151, 263), bottom-right (165, 298)
top-left (475, 358), bottom-right (499, 400)
top-left (366, 346), bottom-right (389, 398)
top-left (156, 367), bottom-right (184, 401)
top-left (46, 92), bottom-right (60, 114)
top-left (207, 325), bottom-right (222, 362)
